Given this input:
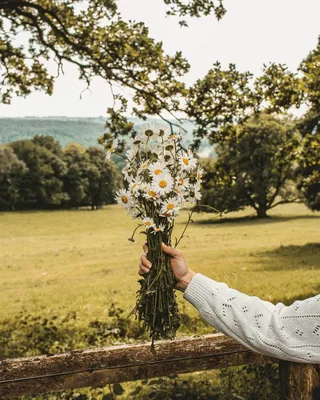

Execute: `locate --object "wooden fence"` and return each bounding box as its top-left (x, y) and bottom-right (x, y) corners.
top-left (0, 333), bottom-right (319, 399)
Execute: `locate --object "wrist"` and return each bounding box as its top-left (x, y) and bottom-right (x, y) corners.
top-left (176, 270), bottom-right (197, 292)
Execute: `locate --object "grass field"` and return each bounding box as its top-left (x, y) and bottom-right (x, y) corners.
top-left (1, 203), bottom-right (319, 332)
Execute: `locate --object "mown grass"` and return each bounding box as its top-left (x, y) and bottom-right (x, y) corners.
top-left (0, 203), bottom-right (319, 331)
top-left (0, 203), bottom-right (319, 399)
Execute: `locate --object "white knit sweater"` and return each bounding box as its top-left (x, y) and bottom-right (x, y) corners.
top-left (183, 273), bottom-right (320, 363)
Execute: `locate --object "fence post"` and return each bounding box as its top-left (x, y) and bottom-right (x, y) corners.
top-left (279, 361), bottom-right (320, 400)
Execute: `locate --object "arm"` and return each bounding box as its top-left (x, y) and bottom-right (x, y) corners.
top-left (183, 273), bottom-right (320, 363)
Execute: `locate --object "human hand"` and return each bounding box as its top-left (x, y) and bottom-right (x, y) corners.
top-left (138, 242), bottom-right (197, 292)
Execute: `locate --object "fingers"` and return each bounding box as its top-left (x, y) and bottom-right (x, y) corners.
top-left (161, 242), bottom-right (181, 257)
top-left (143, 242), bottom-right (148, 254)
top-left (138, 253), bottom-right (152, 276)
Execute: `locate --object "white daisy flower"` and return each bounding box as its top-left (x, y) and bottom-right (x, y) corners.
top-left (143, 185), bottom-right (160, 201)
top-left (160, 198), bottom-right (180, 215)
top-left (188, 182), bottom-right (201, 204)
top-left (176, 175), bottom-right (190, 190)
top-left (168, 132), bottom-right (182, 142)
top-left (179, 151), bottom-right (197, 171)
top-left (137, 159), bottom-right (151, 175)
top-left (159, 210), bottom-right (177, 222)
top-left (152, 173), bottom-right (174, 195)
top-left (143, 217), bottom-right (156, 230)
top-left (105, 139), bottom-right (118, 160)
top-left (148, 161), bottom-right (169, 178)
top-left (196, 166), bottom-right (204, 182)
top-left (122, 164), bottom-right (132, 182)
top-left (115, 189), bottom-right (132, 209)
top-left (152, 223), bottom-right (166, 234)
top-left (128, 179), bottom-right (142, 195)
top-left (125, 146), bottom-right (139, 161)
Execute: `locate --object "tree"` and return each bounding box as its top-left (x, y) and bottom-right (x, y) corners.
top-left (85, 146), bottom-right (122, 210)
top-left (10, 137), bottom-right (67, 209)
top-left (296, 132), bottom-right (320, 211)
top-left (186, 61), bottom-right (301, 147)
top-left (200, 113), bottom-right (301, 218)
top-left (62, 143), bottom-right (89, 209)
top-left (0, 145), bottom-right (27, 210)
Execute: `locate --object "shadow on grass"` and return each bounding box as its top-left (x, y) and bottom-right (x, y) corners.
top-left (271, 286), bottom-right (320, 306)
top-left (194, 214), bottom-right (320, 226)
top-left (256, 242), bottom-right (320, 272)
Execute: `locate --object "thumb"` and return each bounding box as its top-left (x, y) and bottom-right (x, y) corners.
top-left (161, 242), bottom-right (177, 256)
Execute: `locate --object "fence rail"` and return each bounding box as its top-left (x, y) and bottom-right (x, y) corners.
top-left (0, 333), bottom-right (319, 399)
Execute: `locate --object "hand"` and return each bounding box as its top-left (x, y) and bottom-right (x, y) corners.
top-left (139, 242), bottom-right (197, 292)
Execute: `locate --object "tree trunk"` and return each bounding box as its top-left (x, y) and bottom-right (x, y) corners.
top-left (256, 207), bottom-right (269, 218)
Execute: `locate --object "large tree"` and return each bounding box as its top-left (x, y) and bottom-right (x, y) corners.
top-left (200, 113), bottom-right (301, 218)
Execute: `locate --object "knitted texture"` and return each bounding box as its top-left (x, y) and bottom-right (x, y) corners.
top-left (183, 273), bottom-right (320, 363)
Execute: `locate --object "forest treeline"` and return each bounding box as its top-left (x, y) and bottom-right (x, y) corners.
top-left (0, 136), bottom-right (123, 211)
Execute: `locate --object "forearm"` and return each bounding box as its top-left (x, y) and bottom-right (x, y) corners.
top-left (182, 273), bottom-right (320, 363)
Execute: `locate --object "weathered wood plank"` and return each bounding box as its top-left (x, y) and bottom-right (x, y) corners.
top-left (279, 361), bottom-right (320, 400)
top-left (0, 333), bottom-right (273, 398)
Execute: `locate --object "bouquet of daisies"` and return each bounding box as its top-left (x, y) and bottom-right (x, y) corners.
top-left (107, 123), bottom-right (203, 351)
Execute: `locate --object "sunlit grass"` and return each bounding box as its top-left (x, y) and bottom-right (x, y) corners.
top-left (0, 203), bottom-right (319, 333)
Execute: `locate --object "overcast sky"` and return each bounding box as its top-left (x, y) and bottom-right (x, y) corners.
top-left (0, 0), bottom-right (319, 117)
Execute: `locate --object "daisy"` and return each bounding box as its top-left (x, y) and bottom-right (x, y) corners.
top-left (143, 217), bottom-right (156, 230)
top-left (159, 210), bottom-right (176, 223)
top-left (179, 151), bottom-right (197, 172)
top-left (152, 173), bottom-right (174, 195)
top-left (161, 198), bottom-right (180, 215)
top-left (115, 189), bottom-right (132, 209)
top-left (187, 182), bottom-right (201, 204)
top-left (128, 179), bottom-right (142, 195)
top-left (152, 223), bottom-right (166, 234)
top-left (105, 139), bottom-right (118, 161)
top-left (136, 123), bottom-right (160, 141)
top-left (137, 159), bottom-right (151, 175)
top-left (176, 175), bottom-right (190, 190)
top-left (122, 165), bottom-right (132, 182)
top-left (143, 185), bottom-right (160, 201)
top-left (148, 161), bottom-right (169, 178)
top-left (125, 146), bottom-right (139, 161)
top-left (196, 166), bottom-right (204, 182)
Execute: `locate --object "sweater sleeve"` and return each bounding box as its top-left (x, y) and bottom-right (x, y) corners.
top-left (183, 273), bottom-right (320, 363)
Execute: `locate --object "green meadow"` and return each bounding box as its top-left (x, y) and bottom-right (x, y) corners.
top-left (1, 202), bottom-right (319, 330)
top-left (1, 203), bottom-right (319, 398)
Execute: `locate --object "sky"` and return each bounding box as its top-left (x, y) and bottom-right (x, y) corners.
top-left (0, 0), bottom-right (319, 118)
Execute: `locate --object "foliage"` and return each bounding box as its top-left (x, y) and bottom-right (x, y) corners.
top-left (10, 137), bottom-right (68, 209)
top-left (0, 144), bottom-right (28, 210)
top-left (85, 146), bottom-right (123, 209)
top-left (0, 135), bottom-right (123, 210)
top-left (0, 0), bottom-right (194, 144)
top-left (297, 132), bottom-right (320, 211)
top-left (199, 113), bottom-right (301, 217)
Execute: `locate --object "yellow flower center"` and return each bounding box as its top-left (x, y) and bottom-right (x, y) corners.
top-left (132, 183), bottom-right (137, 189)
top-left (145, 221), bottom-right (152, 227)
top-left (167, 203), bottom-right (175, 210)
top-left (179, 178), bottom-right (184, 185)
top-left (148, 190), bottom-right (157, 197)
top-left (182, 157), bottom-right (189, 166)
top-left (154, 169), bottom-right (162, 175)
top-left (197, 173), bottom-right (200, 179)
top-left (121, 196), bottom-right (128, 204)
top-left (159, 180), bottom-right (167, 188)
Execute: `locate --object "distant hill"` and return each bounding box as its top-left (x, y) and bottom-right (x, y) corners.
top-left (0, 116), bottom-right (213, 156)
